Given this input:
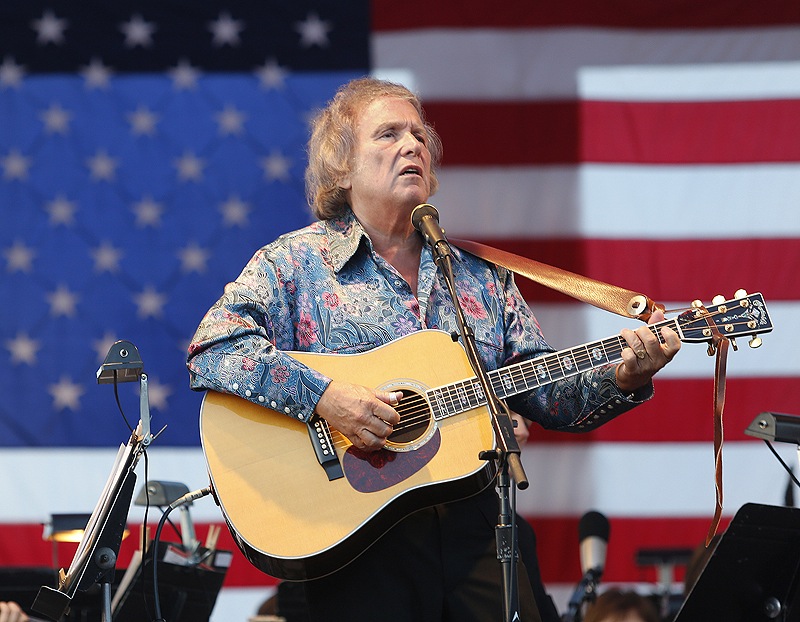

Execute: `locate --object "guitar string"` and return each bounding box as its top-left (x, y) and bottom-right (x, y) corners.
top-left (327, 310), bottom-right (758, 446)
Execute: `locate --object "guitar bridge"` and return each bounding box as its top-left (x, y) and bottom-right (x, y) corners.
top-left (307, 415), bottom-right (344, 481)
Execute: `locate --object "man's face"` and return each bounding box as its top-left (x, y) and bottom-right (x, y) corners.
top-left (341, 96), bottom-right (432, 213)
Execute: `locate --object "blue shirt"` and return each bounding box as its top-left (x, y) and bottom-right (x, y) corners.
top-left (187, 209), bottom-right (650, 429)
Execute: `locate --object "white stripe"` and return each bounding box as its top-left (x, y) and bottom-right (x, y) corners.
top-left (579, 61), bottom-right (800, 101)
top-left (212, 587), bottom-right (274, 622)
top-left (435, 164), bottom-right (800, 239)
top-left (373, 28), bottom-right (800, 100)
top-left (0, 447), bottom-right (214, 523)
top-left (4, 433), bottom-right (798, 524)
top-left (519, 441), bottom-right (799, 517)
top-left (531, 302), bottom-right (794, 379)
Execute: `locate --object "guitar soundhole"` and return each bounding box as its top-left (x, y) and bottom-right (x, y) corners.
top-left (388, 389), bottom-right (432, 444)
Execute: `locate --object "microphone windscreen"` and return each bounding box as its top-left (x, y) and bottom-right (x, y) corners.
top-left (578, 510), bottom-right (610, 543)
top-left (410, 203), bottom-right (438, 230)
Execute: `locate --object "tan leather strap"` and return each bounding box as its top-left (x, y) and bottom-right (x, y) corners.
top-left (451, 238), bottom-right (663, 322)
top-left (701, 306), bottom-right (730, 546)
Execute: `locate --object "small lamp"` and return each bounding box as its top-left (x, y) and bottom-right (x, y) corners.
top-left (96, 340), bottom-right (155, 447)
top-left (44, 513), bottom-right (91, 570)
top-left (135, 481), bottom-right (200, 556)
top-left (44, 513), bottom-right (92, 543)
top-left (96, 340), bottom-right (143, 384)
top-left (745, 412), bottom-right (800, 444)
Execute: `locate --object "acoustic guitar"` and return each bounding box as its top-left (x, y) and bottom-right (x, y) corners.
top-left (200, 292), bottom-right (772, 580)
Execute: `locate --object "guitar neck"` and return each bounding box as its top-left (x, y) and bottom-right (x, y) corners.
top-left (427, 319), bottom-right (675, 420)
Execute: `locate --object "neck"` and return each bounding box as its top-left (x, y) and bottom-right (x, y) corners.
top-left (352, 206), bottom-right (423, 294)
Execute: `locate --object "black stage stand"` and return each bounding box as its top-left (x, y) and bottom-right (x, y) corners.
top-left (675, 503), bottom-right (800, 621)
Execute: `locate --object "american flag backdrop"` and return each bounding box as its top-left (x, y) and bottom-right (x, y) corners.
top-left (1, 1), bottom-right (800, 619)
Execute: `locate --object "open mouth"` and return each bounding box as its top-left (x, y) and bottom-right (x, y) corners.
top-left (400, 166), bottom-right (422, 177)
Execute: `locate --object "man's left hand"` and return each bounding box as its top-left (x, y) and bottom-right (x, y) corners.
top-left (615, 309), bottom-right (681, 392)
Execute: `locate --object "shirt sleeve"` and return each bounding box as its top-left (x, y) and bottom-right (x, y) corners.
top-left (186, 246), bottom-right (331, 423)
top-left (499, 268), bottom-right (654, 432)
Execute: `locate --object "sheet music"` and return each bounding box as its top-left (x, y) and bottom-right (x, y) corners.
top-left (60, 435), bottom-right (141, 595)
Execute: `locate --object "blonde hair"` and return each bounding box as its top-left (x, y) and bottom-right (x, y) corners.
top-left (305, 77), bottom-right (442, 220)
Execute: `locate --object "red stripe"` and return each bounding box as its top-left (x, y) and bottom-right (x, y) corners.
top-left (0, 515), bottom-right (754, 587)
top-left (425, 101), bottom-right (579, 166)
top-left (371, 0), bottom-right (800, 30)
top-left (583, 99), bottom-right (800, 164)
top-left (474, 238), bottom-right (800, 303)
top-left (529, 377), bottom-right (800, 443)
top-left (529, 515), bottom-right (734, 583)
top-left (424, 100), bottom-right (800, 165)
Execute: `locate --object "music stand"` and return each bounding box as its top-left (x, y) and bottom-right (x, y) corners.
top-left (110, 540), bottom-right (229, 622)
top-left (31, 435), bottom-right (144, 621)
top-left (32, 340), bottom-right (154, 622)
top-left (674, 503), bottom-right (800, 621)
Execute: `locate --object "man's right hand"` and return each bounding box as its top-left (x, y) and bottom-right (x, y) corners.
top-left (315, 381), bottom-right (402, 451)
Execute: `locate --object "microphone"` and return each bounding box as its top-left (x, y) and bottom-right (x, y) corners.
top-left (411, 203), bottom-right (451, 258)
top-left (579, 510), bottom-right (610, 576)
top-left (562, 511), bottom-right (610, 622)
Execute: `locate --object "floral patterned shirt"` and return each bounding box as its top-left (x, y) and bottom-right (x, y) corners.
top-left (187, 209), bottom-right (651, 430)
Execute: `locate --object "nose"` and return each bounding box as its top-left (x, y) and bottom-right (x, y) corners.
top-left (400, 131), bottom-right (423, 155)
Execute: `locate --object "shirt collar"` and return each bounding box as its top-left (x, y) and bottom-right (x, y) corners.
top-left (324, 208), bottom-right (370, 273)
top-left (323, 207), bottom-right (467, 274)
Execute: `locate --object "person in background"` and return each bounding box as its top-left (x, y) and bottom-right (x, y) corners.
top-left (583, 589), bottom-right (660, 622)
top-left (187, 77), bottom-right (680, 622)
top-left (0, 601), bottom-right (29, 622)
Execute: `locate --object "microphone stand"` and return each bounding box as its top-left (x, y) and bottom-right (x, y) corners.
top-left (562, 567), bottom-right (602, 622)
top-left (427, 233), bottom-right (530, 622)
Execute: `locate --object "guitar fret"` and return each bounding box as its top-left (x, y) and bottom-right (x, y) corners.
top-left (511, 368), bottom-right (530, 394)
top-left (544, 353), bottom-right (563, 381)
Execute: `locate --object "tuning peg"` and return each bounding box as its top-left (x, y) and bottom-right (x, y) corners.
top-left (712, 294), bottom-right (726, 305)
top-left (734, 289), bottom-right (748, 299)
top-left (749, 336), bottom-right (763, 348)
top-left (729, 338), bottom-right (738, 351)
top-left (691, 299), bottom-right (703, 308)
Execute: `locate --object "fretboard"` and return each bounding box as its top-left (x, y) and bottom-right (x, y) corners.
top-left (427, 319), bottom-right (674, 420)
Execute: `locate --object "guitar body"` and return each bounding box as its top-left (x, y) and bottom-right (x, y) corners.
top-left (200, 330), bottom-right (497, 580)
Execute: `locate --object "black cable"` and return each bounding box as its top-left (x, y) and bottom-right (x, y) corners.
top-left (151, 487), bottom-right (213, 622)
top-left (112, 372), bottom-right (135, 433)
top-left (151, 503), bottom-right (172, 622)
top-left (764, 440), bottom-right (800, 489)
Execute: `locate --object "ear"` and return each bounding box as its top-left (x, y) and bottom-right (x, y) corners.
top-left (338, 175), bottom-right (352, 190)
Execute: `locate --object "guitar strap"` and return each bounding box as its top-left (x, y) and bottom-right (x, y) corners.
top-left (451, 237), bottom-right (728, 545)
top-left (449, 238), bottom-right (663, 322)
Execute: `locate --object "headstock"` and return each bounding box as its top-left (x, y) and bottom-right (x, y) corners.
top-left (675, 290), bottom-right (772, 350)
